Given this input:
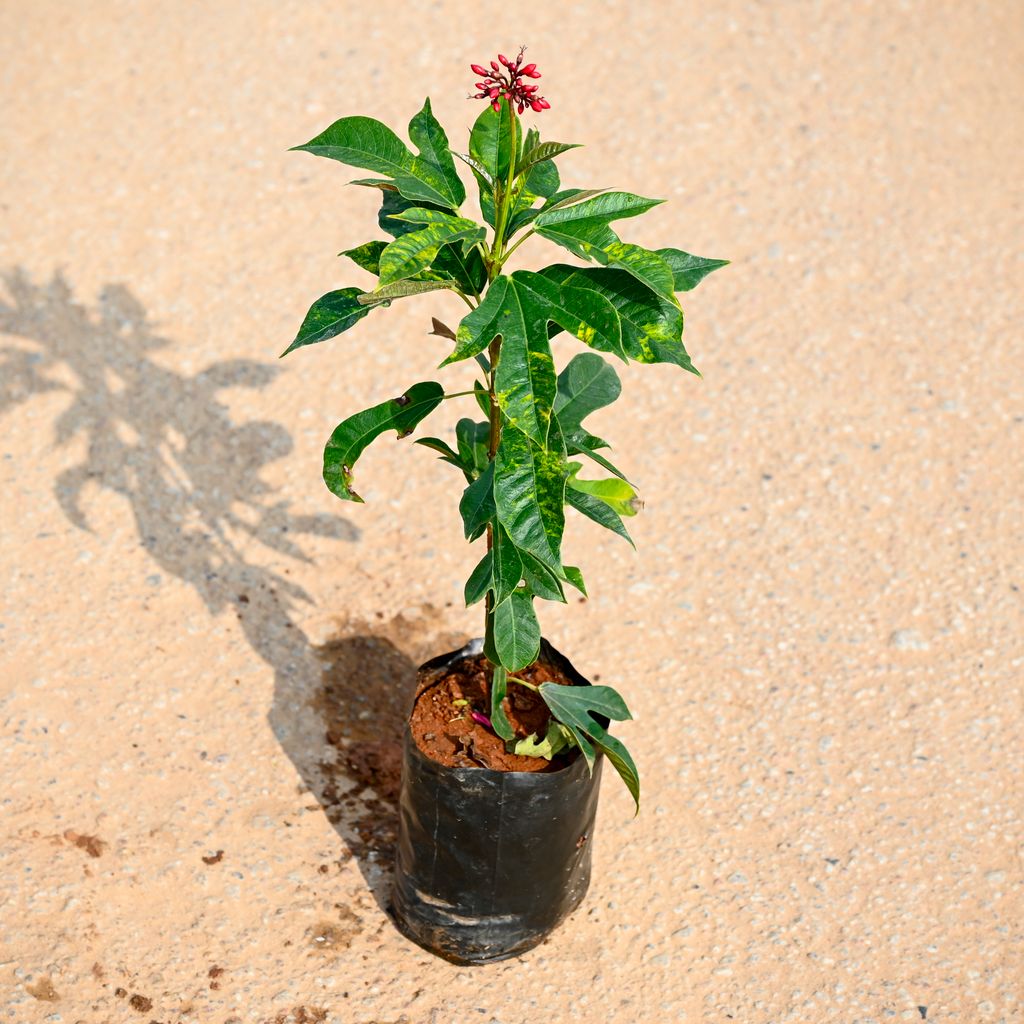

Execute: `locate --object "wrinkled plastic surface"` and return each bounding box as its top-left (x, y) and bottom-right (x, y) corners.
top-left (391, 637), bottom-right (603, 965)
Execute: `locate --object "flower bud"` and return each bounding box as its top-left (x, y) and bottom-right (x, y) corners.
top-left (490, 60), bottom-right (500, 71)
top-left (489, 87), bottom-right (500, 98)
top-left (471, 64), bottom-right (488, 76)
top-left (530, 99), bottom-right (543, 112)
top-left (491, 99), bottom-right (501, 111)
top-left (499, 53), bottom-right (511, 66)
top-left (538, 98), bottom-right (550, 109)
top-left (518, 101), bottom-right (525, 113)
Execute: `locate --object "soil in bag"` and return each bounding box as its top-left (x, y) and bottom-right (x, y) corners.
top-left (409, 652), bottom-right (577, 771)
top-left (392, 638), bottom-right (603, 965)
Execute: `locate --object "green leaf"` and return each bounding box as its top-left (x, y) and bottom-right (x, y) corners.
top-left (494, 423), bottom-right (568, 573)
top-left (376, 191), bottom-right (487, 294)
top-left (458, 461), bottom-right (495, 540)
top-left (323, 381), bottom-right (444, 502)
top-left (574, 442), bottom-right (631, 482)
top-left (448, 272), bottom-right (622, 445)
top-left (341, 241), bottom-right (387, 274)
top-left (388, 206), bottom-right (470, 228)
top-left (454, 276), bottom-right (557, 443)
top-left (508, 142), bottom-right (561, 229)
top-left (568, 463), bottom-right (642, 517)
top-left (554, 352), bottom-right (622, 439)
top-left (590, 729), bottom-right (641, 814)
top-left (491, 276), bottom-right (578, 441)
top-left (408, 98), bottom-right (466, 208)
top-left (541, 187), bottom-right (611, 213)
top-left (377, 211), bottom-right (485, 285)
top-left (435, 243), bottom-right (487, 297)
top-left (534, 191), bottom-right (663, 257)
top-left (538, 682), bottom-right (639, 811)
top-left (564, 565), bottom-right (587, 596)
top-left (442, 274), bottom-right (510, 366)
top-left (656, 248), bottom-right (729, 291)
top-left (592, 241), bottom-right (676, 301)
top-left (348, 177), bottom-right (398, 191)
top-left (283, 288), bottom-right (372, 356)
top-left (540, 682), bottom-right (633, 722)
top-left (363, 279), bottom-right (453, 303)
top-left (505, 186), bottom-right (609, 239)
top-left (454, 151), bottom-right (492, 186)
top-left (293, 110), bottom-right (463, 210)
top-left (534, 193), bottom-right (678, 299)
top-left (566, 486), bottom-right (634, 547)
top-left (464, 550), bottom-right (492, 606)
top-left (473, 379), bottom-right (491, 416)
top-left (521, 126), bottom-right (539, 161)
top-left (515, 141), bottom-right (580, 178)
top-left (513, 720), bottom-right (573, 759)
top-left (490, 665), bottom-right (514, 741)
top-left (493, 589), bottom-right (540, 671)
top-left (470, 101), bottom-right (521, 187)
top-left (458, 154), bottom-right (497, 228)
top-left (455, 417), bottom-right (489, 475)
top-left (543, 265), bottom-right (698, 374)
top-left (519, 548), bottom-right (567, 603)
top-left (378, 189), bottom-right (448, 238)
top-left (415, 436), bottom-right (469, 479)
top-left (469, 100), bottom-right (522, 228)
top-left (492, 523), bottom-right (524, 603)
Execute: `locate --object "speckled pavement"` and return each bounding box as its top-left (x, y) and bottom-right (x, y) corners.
top-left (1, 2), bottom-right (1022, 1022)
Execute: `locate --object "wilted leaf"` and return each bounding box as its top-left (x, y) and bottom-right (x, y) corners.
top-left (513, 720), bottom-right (573, 759)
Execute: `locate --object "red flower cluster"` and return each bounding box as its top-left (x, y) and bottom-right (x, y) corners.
top-left (470, 49), bottom-right (550, 114)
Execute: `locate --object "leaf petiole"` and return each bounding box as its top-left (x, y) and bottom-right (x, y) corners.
top-left (497, 228), bottom-right (535, 270)
top-left (506, 673), bottom-right (538, 691)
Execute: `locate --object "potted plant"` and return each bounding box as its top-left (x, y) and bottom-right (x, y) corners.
top-left (286, 50), bottom-right (726, 963)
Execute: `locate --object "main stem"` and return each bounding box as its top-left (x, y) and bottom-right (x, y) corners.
top-left (483, 98), bottom-right (519, 666)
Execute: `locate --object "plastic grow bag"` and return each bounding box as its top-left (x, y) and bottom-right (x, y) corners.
top-left (391, 637), bottom-right (603, 964)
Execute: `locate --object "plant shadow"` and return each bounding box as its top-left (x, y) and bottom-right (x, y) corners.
top-left (0, 267), bottom-right (462, 913)
top-left (281, 613), bottom-right (466, 909)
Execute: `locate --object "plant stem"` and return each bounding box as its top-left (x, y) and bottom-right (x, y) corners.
top-left (497, 228), bottom-right (535, 271)
top-left (490, 99), bottom-right (520, 262)
top-left (483, 98), bottom-right (519, 667)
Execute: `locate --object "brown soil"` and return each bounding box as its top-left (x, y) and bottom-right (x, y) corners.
top-left (410, 654), bottom-right (577, 771)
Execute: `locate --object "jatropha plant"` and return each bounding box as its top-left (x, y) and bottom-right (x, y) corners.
top-left (286, 50), bottom-right (726, 811)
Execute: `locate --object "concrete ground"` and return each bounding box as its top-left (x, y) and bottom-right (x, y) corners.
top-left (1, 2), bottom-right (1021, 1021)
